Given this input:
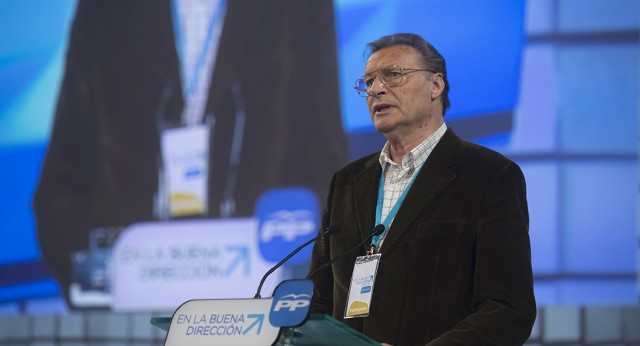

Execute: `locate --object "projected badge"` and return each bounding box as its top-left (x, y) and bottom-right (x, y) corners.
top-left (160, 124), bottom-right (210, 217)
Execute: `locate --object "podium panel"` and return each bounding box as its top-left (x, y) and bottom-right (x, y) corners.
top-left (152, 314), bottom-right (379, 345)
top-left (275, 314), bottom-right (379, 346)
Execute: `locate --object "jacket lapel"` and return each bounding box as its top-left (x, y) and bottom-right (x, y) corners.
top-left (378, 129), bottom-right (461, 253)
top-left (354, 155), bottom-right (382, 248)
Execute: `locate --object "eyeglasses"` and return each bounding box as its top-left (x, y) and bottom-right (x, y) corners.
top-left (354, 65), bottom-right (435, 97)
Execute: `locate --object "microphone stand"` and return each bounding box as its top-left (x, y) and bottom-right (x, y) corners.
top-left (253, 225), bottom-right (340, 298)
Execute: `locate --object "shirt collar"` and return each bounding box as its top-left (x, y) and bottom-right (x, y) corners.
top-left (379, 122), bottom-right (448, 171)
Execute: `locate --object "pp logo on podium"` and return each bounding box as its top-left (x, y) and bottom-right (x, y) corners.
top-left (269, 280), bottom-right (314, 327)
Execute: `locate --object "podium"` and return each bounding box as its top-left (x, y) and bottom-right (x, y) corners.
top-left (152, 313), bottom-right (379, 345)
top-left (148, 278), bottom-right (378, 345)
top-left (274, 314), bottom-right (379, 346)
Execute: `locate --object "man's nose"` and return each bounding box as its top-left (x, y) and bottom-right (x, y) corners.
top-left (368, 77), bottom-right (387, 97)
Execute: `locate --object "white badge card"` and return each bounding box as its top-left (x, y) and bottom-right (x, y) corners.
top-left (344, 254), bottom-right (381, 319)
top-left (161, 124), bottom-right (210, 218)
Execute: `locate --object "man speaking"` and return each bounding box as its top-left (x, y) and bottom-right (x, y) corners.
top-left (308, 33), bottom-right (536, 345)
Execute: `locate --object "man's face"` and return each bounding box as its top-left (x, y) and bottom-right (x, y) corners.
top-left (364, 45), bottom-right (443, 140)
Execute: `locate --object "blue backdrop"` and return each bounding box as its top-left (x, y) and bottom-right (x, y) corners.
top-left (0, 0), bottom-right (637, 309)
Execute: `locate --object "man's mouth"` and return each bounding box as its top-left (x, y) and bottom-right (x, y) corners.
top-left (373, 104), bottom-right (393, 114)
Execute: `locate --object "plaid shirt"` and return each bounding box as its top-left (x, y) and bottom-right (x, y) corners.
top-left (376, 122), bottom-right (448, 247)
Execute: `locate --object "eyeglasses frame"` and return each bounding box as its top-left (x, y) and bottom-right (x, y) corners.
top-left (353, 65), bottom-right (437, 97)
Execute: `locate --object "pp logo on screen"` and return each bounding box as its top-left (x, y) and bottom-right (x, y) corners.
top-left (255, 188), bottom-right (319, 264)
top-left (269, 279), bottom-right (314, 327)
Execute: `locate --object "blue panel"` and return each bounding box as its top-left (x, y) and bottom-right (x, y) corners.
top-left (519, 162), bottom-right (560, 275)
top-left (0, 53), bottom-right (50, 114)
top-left (0, 0), bottom-right (76, 145)
top-left (537, 279), bottom-right (639, 306)
top-left (0, 0), bottom-right (76, 114)
top-left (0, 0), bottom-right (76, 53)
top-left (508, 44), bottom-right (558, 152)
top-left (524, 0), bottom-right (555, 35)
top-left (0, 143), bottom-right (47, 263)
top-left (558, 0), bottom-right (640, 32)
top-left (557, 44), bottom-right (638, 152)
top-left (0, 280), bottom-right (59, 303)
top-left (0, 1), bottom-right (77, 302)
top-left (562, 161), bottom-right (637, 273)
top-left (534, 281), bottom-right (561, 306)
top-left (558, 279), bottom-right (638, 305)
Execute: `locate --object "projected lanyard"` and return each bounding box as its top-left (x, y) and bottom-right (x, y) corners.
top-left (172, 0), bottom-right (227, 123)
top-left (159, 0), bottom-right (227, 218)
top-left (344, 162), bottom-right (425, 319)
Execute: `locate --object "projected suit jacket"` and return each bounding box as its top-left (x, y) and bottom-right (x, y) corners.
top-left (309, 129), bottom-right (536, 345)
top-left (33, 0), bottom-right (347, 301)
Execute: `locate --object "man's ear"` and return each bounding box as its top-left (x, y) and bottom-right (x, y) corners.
top-left (431, 73), bottom-right (445, 99)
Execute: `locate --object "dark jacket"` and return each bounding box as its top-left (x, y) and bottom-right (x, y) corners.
top-left (309, 128), bottom-right (536, 345)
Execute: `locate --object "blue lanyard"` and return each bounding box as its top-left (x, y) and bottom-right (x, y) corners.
top-left (171, 0), bottom-right (227, 100)
top-left (372, 162), bottom-right (425, 250)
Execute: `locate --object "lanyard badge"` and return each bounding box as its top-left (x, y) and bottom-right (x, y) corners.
top-left (344, 254), bottom-right (381, 319)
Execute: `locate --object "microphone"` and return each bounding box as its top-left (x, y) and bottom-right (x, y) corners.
top-left (253, 224), bottom-right (341, 298)
top-left (306, 224), bottom-right (385, 280)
